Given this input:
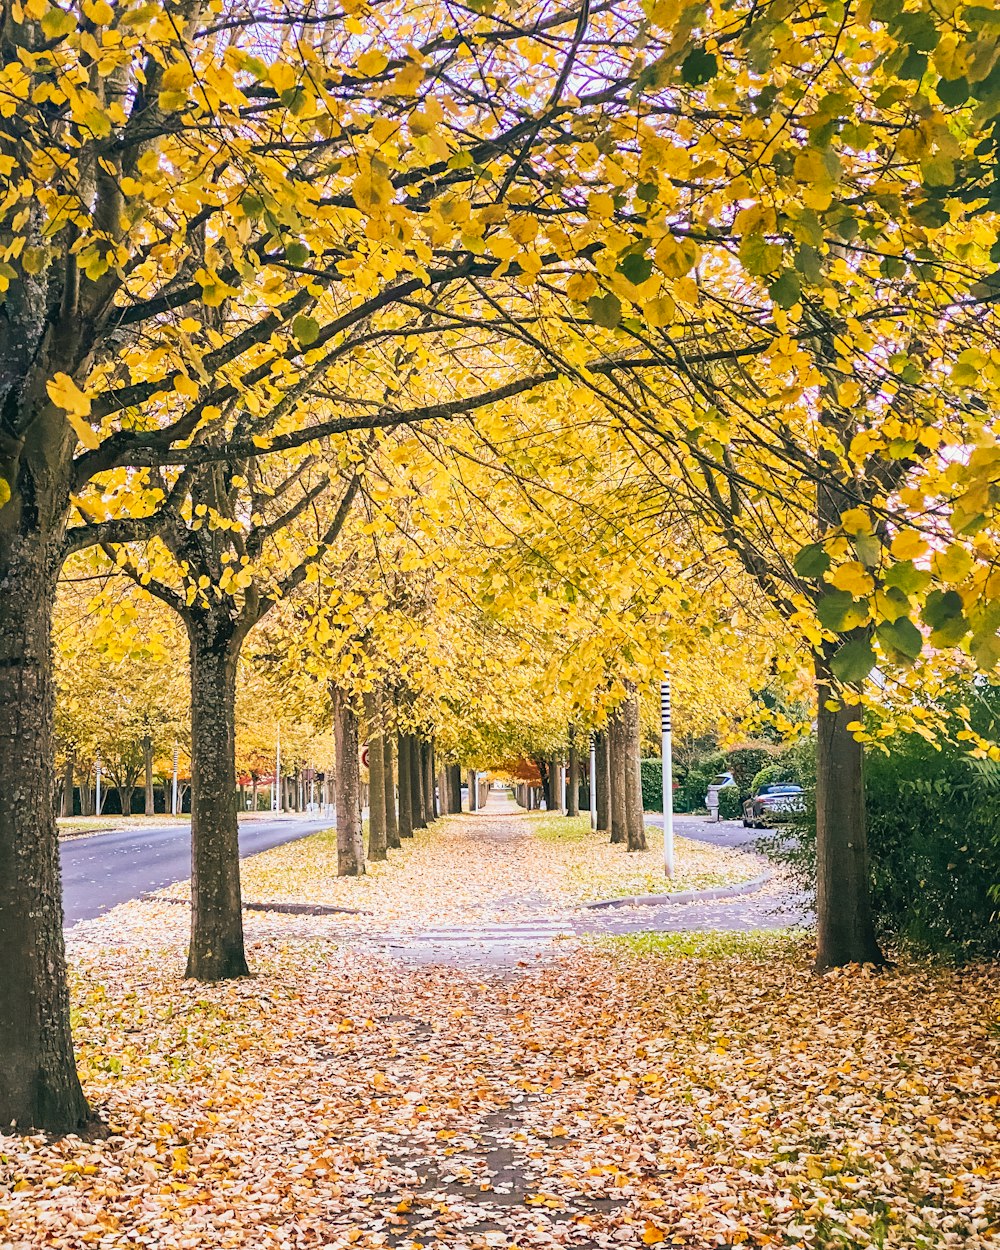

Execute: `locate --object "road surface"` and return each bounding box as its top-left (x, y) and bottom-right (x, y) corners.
top-left (61, 816), bottom-right (332, 928)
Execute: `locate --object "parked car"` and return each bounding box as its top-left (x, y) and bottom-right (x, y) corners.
top-left (704, 771), bottom-right (735, 810)
top-left (742, 783), bottom-right (805, 828)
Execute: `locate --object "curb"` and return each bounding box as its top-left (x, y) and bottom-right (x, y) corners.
top-left (140, 894), bottom-right (371, 917)
top-left (580, 872), bottom-right (772, 911)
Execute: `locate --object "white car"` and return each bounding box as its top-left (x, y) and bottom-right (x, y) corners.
top-left (704, 772), bottom-right (735, 810)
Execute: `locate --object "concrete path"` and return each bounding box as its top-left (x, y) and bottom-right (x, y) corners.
top-left (62, 814), bottom-right (331, 927)
top-left (378, 792), bottom-right (810, 967)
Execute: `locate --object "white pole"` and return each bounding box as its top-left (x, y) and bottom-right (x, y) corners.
top-left (95, 753), bottom-right (103, 817)
top-left (171, 742), bottom-right (179, 815)
top-left (273, 728), bottom-right (281, 813)
top-left (661, 677), bottom-right (674, 878)
top-left (589, 737), bottom-right (597, 830)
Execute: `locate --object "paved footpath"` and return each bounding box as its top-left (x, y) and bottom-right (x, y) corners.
top-left (372, 792), bottom-right (810, 967)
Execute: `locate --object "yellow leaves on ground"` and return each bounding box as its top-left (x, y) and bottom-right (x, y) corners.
top-left (4, 820), bottom-right (993, 1250)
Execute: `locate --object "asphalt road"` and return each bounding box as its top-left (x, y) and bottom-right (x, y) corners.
top-left (61, 816), bottom-right (332, 928)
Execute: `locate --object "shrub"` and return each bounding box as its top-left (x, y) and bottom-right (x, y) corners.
top-left (750, 759), bottom-right (801, 795)
top-left (717, 785), bottom-right (742, 821)
top-left (764, 731), bottom-right (1000, 958)
top-left (674, 751), bottom-right (726, 812)
top-left (725, 742), bottom-right (776, 797)
top-left (640, 758), bottom-right (662, 811)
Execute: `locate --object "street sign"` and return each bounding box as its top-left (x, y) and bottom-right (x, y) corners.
top-left (360, 745), bottom-right (370, 770)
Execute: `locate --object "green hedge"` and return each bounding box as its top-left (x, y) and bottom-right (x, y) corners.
top-left (640, 758), bottom-right (662, 810)
top-left (717, 785), bottom-right (742, 821)
top-left (764, 732), bottom-right (1000, 958)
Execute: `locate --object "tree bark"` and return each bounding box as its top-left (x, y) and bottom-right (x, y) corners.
top-left (622, 688), bottom-right (647, 851)
top-left (595, 730), bottom-right (610, 833)
top-left (423, 740), bottom-right (436, 824)
top-left (608, 710), bottom-right (626, 844)
top-left (383, 735), bottom-right (400, 848)
top-left (396, 733), bottom-right (414, 838)
top-left (448, 764), bottom-right (462, 813)
top-left (333, 687), bottom-right (364, 876)
top-left (0, 528), bottom-right (89, 1132)
top-left (410, 736), bottom-right (426, 830)
top-left (468, 768), bottom-right (478, 811)
top-left (61, 751), bottom-right (75, 818)
top-left (814, 665), bottom-right (883, 969)
top-left (365, 693), bottom-right (387, 862)
top-left (567, 728), bottom-right (580, 818)
top-left (142, 734), bottom-right (155, 815)
top-left (186, 627), bottom-right (248, 981)
top-left (548, 756), bottom-right (561, 812)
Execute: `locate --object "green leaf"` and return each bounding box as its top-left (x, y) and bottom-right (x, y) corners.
top-left (769, 270), bottom-right (801, 309)
top-left (850, 531), bottom-right (881, 568)
top-left (923, 589), bottom-right (968, 646)
top-left (617, 252), bottom-right (653, 285)
top-left (936, 76), bottom-right (969, 107)
top-left (680, 48), bottom-right (718, 86)
top-left (830, 638), bottom-right (876, 684)
top-left (587, 293), bottom-right (623, 329)
top-left (793, 543), bottom-right (831, 579)
top-left (876, 617), bottom-right (923, 662)
top-left (292, 315), bottom-right (320, 346)
top-left (739, 233), bottom-right (783, 277)
top-left (285, 242), bottom-right (310, 266)
top-left (41, 7), bottom-right (76, 38)
top-left (817, 589), bottom-right (867, 632)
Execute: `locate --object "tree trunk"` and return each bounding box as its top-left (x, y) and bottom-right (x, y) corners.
top-left (437, 768), bottom-right (449, 815)
top-left (396, 733), bottom-right (414, 839)
top-left (410, 736), bottom-right (426, 830)
top-left (423, 741), bottom-right (436, 824)
top-left (365, 693), bottom-right (387, 862)
top-left (61, 751), bottom-right (75, 818)
top-left (595, 730), bottom-right (609, 832)
top-left (608, 710), bottom-right (626, 844)
top-left (622, 687), bottom-right (647, 851)
top-left (448, 764), bottom-right (462, 813)
top-left (567, 728), bottom-right (580, 818)
top-left (0, 528), bottom-right (89, 1132)
top-left (468, 768), bottom-right (477, 811)
top-left (383, 735), bottom-right (400, 848)
top-left (118, 785), bottom-right (135, 817)
top-left (333, 688), bottom-right (364, 876)
top-left (814, 665), bottom-right (883, 969)
top-left (142, 734), bottom-right (154, 815)
top-left (548, 756), bottom-right (560, 811)
top-left (186, 629), bottom-right (248, 981)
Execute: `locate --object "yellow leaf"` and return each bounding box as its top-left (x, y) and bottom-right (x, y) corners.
top-left (891, 529), bottom-right (927, 561)
top-left (642, 1224), bottom-right (666, 1245)
top-left (357, 48), bottom-right (389, 77)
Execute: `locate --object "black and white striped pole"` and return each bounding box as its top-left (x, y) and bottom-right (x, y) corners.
top-left (660, 677), bottom-right (674, 878)
top-left (589, 734), bottom-right (597, 830)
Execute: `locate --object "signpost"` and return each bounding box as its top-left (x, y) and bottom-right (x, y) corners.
top-left (661, 677), bottom-right (674, 878)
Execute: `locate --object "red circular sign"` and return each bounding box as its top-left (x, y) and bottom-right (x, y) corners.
top-left (360, 745), bottom-right (370, 770)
